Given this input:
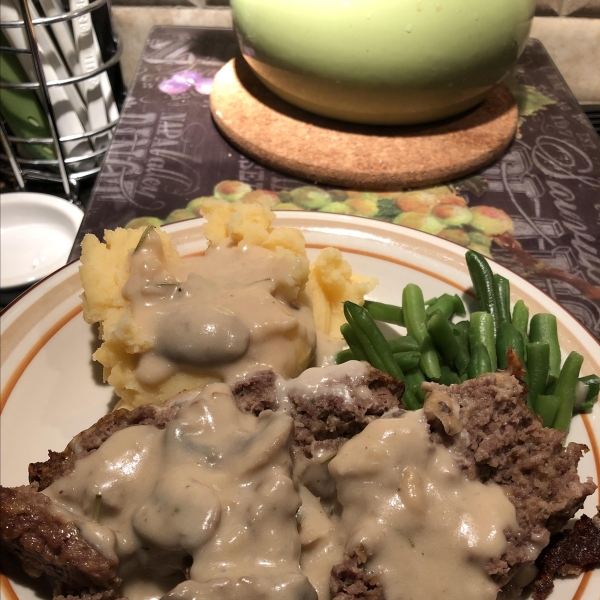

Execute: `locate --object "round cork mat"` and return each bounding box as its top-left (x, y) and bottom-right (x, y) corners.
top-left (210, 57), bottom-right (518, 190)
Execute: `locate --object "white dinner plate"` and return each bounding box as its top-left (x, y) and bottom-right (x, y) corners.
top-left (1, 213), bottom-right (599, 600)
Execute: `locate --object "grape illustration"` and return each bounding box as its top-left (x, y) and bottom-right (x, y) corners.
top-left (319, 202), bottom-right (356, 215)
top-left (470, 205), bottom-right (513, 236)
top-left (241, 190), bottom-right (280, 207)
top-left (395, 192), bottom-right (439, 214)
top-left (345, 196), bottom-right (379, 216)
top-left (393, 212), bottom-right (445, 235)
top-left (438, 228), bottom-right (471, 246)
top-left (125, 216), bottom-right (164, 229)
top-left (431, 203), bottom-right (473, 227)
top-left (272, 202), bottom-right (304, 211)
top-left (290, 186), bottom-right (332, 209)
top-left (214, 180), bottom-right (253, 201)
top-left (164, 209), bottom-right (196, 223)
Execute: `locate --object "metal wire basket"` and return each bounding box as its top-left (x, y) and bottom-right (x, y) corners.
top-left (0, 0), bottom-right (124, 198)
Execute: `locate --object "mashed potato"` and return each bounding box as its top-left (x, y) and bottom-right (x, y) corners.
top-left (308, 248), bottom-right (377, 340)
top-left (80, 201), bottom-right (375, 409)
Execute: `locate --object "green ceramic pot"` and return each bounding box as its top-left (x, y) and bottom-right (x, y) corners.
top-left (231, 0), bottom-right (535, 125)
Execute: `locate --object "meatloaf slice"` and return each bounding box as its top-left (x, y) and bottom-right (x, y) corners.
top-left (3, 402), bottom-right (179, 598)
top-left (330, 547), bottom-right (383, 600)
top-left (290, 367), bottom-right (404, 458)
top-left (330, 372), bottom-right (596, 599)
top-left (231, 366), bottom-right (405, 458)
top-left (0, 486), bottom-right (119, 592)
top-left (232, 369), bottom-right (278, 416)
top-left (424, 372), bottom-right (596, 583)
top-left (29, 403), bottom-right (178, 491)
top-left (52, 586), bottom-right (124, 600)
top-left (532, 511), bottom-right (600, 600)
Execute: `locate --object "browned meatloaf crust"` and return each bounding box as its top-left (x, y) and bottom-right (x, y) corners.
top-left (532, 511), bottom-right (600, 599)
top-left (0, 486), bottom-right (119, 591)
top-left (426, 372), bottom-right (596, 582)
top-left (330, 372), bottom-right (597, 600)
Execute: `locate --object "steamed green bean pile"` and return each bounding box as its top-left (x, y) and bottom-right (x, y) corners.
top-left (337, 250), bottom-right (598, 431)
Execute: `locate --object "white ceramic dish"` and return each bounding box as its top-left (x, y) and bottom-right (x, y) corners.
top-left (0, 193), bottom-right (84, 290)
top-left (1, 213), bottom-right (599, 600)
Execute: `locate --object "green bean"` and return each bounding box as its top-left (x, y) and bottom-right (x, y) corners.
top-left (425, 294), bottom-right (466, 320)
top-left (465, 250), bottom-right (499, 332)
top-left (336, 348), bottom-right (356, 364)
top-left (467, 342), bottom-right (492, 379)
top-left (424, 297), bottom-right (437, 306)
top-left (402, 387), bottom-right (423, 410)
top-left (393, 351), bottom-right (421, 372)
top-left (340, 323), bottom-right (368, 362)
top-left (338, 347), bottom-right (420, 369)
top-left (496, 322), bottom-right (525, 371)
top-left (454, 320), bottom-right (471, 336)
top-left (402, 284), bottom-right (441, 380)
top-left (404, 367), bottom-right (426, 406)
top-left (344, 302), bottom-right (405, 381)
top-left (451, 323), bottom-right (470, 376)
top-left (427, 310), bottom-right (459, 364)
top-left (493, 274), bottom-right (511, 326)
top-left (363, 300), bottom-right (404, 326)
top-left (452, 295), bottom-right (467, 317)
top-left (438, 365), bottom-right (461, 386)
top-left (526, 342), bottom-right (550, 408)
top-left (512, 300), bottom-right (529, 342)
top-left (552, 351), bottom-right (584, 431)
top-left (573, 374), bottom-right (599, 414)
top-left (530, 314), bottom-right (561, 382)
top-left (469, 312), bottom-right (497, 372)
top-left (387, 336), bottom-right (420, 354)
top-left (532, 394), bottom-right (561, 428)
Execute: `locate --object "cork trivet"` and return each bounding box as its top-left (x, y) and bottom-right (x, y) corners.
top-left (210, 57), bottom-right (518, 190)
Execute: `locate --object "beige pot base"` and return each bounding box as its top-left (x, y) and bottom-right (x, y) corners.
top-left (210, 58), bottom-right (518, 190)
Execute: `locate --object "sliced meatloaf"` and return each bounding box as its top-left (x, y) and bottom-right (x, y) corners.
top-left (2, 402), bottom-right (180, 597)
top-left (29, 403), bottom-right (179, 492)
top-left (424, 372), bottom-right (596, 583)
top-left (532, 511), bottom-right (600, 600)
top-left (232, 366), bottom-right (405, 457)
top-left (0, 485), bottom-right (119, 591)
top-left (330, 372), bottom-right (596, 600)
top-left (2, 365), bottom-right (403, 600)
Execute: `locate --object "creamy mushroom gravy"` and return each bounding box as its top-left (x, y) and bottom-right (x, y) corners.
top-left (43, 383), bottom-right (316, 600)
top-left (124, 229), bottom-right (316, 387)
top-left (42, 361), bottom-right (519, 600)
top-left (328, 411), bottom-right (519, 600)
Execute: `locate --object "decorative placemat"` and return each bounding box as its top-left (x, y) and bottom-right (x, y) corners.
top-left (210, 57), bottom-right (518, 190)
